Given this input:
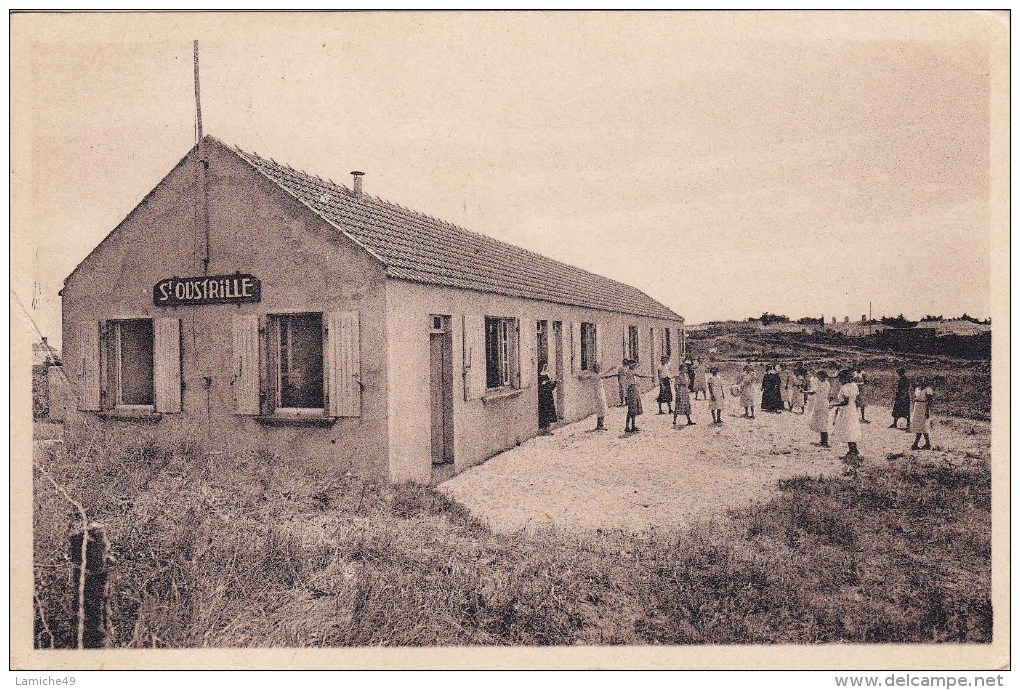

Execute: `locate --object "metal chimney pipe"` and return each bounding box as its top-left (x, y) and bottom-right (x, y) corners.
top-left (351, 171), bottom-right (365, 195)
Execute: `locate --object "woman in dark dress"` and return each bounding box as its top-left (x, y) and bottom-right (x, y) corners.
top-left (537, 363), bottom-right (558, 435)
top-left (761, 364), bottom-right (784, 413)
top-left (656, 356), bottom-right (674, 414)
top-left (890, 367), bottom-right (912, 429)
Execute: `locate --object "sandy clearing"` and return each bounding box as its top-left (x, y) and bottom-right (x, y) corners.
top-left (438, 390), bottom-right (990, 534)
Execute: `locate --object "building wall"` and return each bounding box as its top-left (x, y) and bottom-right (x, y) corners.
top-left (385, 279), bottom-right (683, 482)
top-left (61, 141), bottom-right (391, 479)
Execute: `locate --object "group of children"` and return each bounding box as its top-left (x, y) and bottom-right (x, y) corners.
top-left (576, 356), bottom-right (939, 461)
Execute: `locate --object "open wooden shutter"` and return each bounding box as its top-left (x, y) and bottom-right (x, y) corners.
top-left (519, 317), bottom-right (535, 387)
top-left (260, 315), bottom-right (278, 416)
top-left (327, 311), bottom-right (362, 417)
top-left (78, 321), bottom-right (101, 411)
top-left (232, 314), bottom-right (261, 415)
top-left (570, 321), bottom-right (580, 374)
top-left (594, 322), bottom-right (604, 371)
top-left (649, 327), bottom-right (656, 375)
top-left (462, 314), bottom-right (486, 400)
top-left (153, 317), bottom-right (182, 413)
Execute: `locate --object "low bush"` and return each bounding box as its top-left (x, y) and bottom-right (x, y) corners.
top-left (34, 427), bottom-right (992, 647)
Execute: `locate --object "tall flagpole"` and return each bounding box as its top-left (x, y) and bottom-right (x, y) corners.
top-left (194, 40), bottom-right (203, 142)
top-left (194, 40), bottom-right (210, 273)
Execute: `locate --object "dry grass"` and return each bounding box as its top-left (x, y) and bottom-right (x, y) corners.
top-left (34, 418), bottom-right (991, 648)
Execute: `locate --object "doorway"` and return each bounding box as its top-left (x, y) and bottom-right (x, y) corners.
top-left (429, 315), bottom-right (454, 465)
top-left (552, 321), bottom-right (565, 419)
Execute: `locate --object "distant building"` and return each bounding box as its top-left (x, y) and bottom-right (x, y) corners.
top-left (823, 317), bottom-right (887, 337)
top-left (916, 318), bottom-right (992, 336)
top-left (754, 321), bottom-right (815, 334)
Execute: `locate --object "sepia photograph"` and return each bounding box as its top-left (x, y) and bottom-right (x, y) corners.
top-left (10, 10), bottom-right (1009, 672)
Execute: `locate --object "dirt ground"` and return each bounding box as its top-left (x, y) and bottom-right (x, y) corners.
top-left (439, 389), bottom-right (991, 534)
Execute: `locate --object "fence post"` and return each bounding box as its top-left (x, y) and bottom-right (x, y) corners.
top-left (69, 523), bottom-right (111, 648)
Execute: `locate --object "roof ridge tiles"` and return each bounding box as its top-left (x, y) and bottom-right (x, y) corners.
top-left (224, 139), bottom-right (681, 321)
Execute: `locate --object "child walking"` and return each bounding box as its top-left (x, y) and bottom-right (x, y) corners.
top-left (707, 366), bottom-right (726, 424)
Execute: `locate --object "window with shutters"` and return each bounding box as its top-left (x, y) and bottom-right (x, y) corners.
top-left (484, 316), bottom-right (519, 389)
top-left (111, 319), bottom-right (154, 408)
top-left (272, 313), bottom-right (325, 410)
top-left (627, 325), bottom-right (639, 361)
top-left (580, 322), bottom-right (597, 371)
top-left (664, 328), bottom-right (672, 359)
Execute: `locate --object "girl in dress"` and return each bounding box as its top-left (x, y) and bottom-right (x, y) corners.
top-left (910, 377), bottom-right (936, 450)
top-left (692, 359), bottom-right (709, 400)
top-left (623, 360), bottom-right (654, 433)
top-left (890, 368), bottom-right (912, 429)
top-left (807, 370), bottom-right (831, 447)
top-left (788, 367), bottom-right (805, 413)
top-left (779, 363), bottom-right (791, 411)
top-left (673, 367), bottom-right (695, 426)
top-left (739, 364), bottom-right (758, 419)
top-left (853, 365), bottom-right (871, 424)
top-left (656, 355), bottom-right (674, 415)
top-left (706, 366), bottom-right (726, 424)
top-left (580, 362), bottom-right (613, 431)
top-left (830, 369), bottom-right (862, 459)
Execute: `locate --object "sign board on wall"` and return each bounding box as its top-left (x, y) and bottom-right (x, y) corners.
top-left (153, 274), bottom-right (261, 307)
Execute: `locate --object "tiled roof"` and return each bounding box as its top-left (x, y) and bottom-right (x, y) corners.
top-left (226, 139), bottom-right (681, 321)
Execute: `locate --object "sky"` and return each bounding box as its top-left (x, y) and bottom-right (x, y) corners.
top-left (11, 12), bottom-right (1000, 348)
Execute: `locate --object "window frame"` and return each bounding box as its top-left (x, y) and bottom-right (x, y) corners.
top-left (111, 318), bottom-right (155, 411)
top-left (484, 315), bottom-right (520, 391)
top-left (271, 311), bottom-right (326, 414)
top-left (627, 325), bottom-right (640, 362)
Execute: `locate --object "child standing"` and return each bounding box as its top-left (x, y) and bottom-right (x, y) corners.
top-left (910, 378), bottom-right (936, 450)
top-left (739, 364), bottom-right (758, 419)
top-left (891, 368), bottom-right (912, 429)
top-left (831, 369), bottom-right (862, 459)
top-left (623, 360), bottom-right (654, 433)
top-left (779, 363), bottom-right (791, 411)
top-left (853, 364), bottom-right (871, 424)
top-left (693, 359), bottom-right (709, 400)
top-left (673, 368), bottom-right (695, 426)
top-left (788, 367), bottom-right (804, 413)
top-left (656, 356), bottom-right (674, 415)
top-left (707, 366), bottom-right (726, 424)
top-left (579, 362), bottom-right (612, 431)
top-left (807, 370), bottom-right (831, 447)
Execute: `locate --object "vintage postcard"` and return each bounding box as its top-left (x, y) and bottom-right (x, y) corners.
top-left (10, 10), bottom-right (1010, 671)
